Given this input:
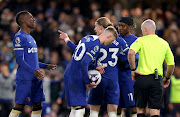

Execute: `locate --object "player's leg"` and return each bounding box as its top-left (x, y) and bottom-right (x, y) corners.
top-left (136, 107), bottom-right (146, 117)
top-left (89, 105), bottom-right (101, 117)
top-left (9, 104), bottom-right (25, 117)
top-left (31, 79), bottom-right (45, 117)
top-left (88, 78), bottom-right (106, 117)
top-left (105, 77), bottom-right (119, 117)
top-left (31, 102), bottom-right (43, 117)
top-left (131, 106), bottom-right (137, 117)
top-left (119, 71), bottom-right (137, 117)
top-left (9, 79), bottom-right (33, 117)
top-left (117, 108), bottom-right (122, 117)
top-left (69, 106), bottom-right (85, 117)
top-left (107, 104), bottom-right (118, 117)
top-left (65, 75), bottom-right (87, 117)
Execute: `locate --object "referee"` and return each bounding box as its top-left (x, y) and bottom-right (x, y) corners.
top-left (128, 19), bottom-right (175, 117)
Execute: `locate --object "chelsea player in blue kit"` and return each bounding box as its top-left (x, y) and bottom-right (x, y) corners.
top-left (117, 16), bottom-right (138, 117)
top-left (58, 26), bottom-right (118, 117)
top-left (62, 17), bottom-right (129, 117)
top-left (88, 17), bottom-right (129, 117)
top-left (9, 11), bottom-right (57, 117)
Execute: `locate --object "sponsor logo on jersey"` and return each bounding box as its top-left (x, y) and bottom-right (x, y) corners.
top-left (28, 47), bottom-right (37, 53)
top-left (15, 37), bottom-right (21, 47)
top-left (112, 40), bottom-right (119, 46)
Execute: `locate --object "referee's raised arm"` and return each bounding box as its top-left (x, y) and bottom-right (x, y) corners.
top-left (128, 19), bottom-right (175, 117)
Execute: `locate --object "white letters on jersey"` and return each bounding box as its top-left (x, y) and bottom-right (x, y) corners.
top-left (28, 48), bottom-right (37, 53)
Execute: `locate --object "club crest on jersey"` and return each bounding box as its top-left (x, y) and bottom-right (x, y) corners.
top-left (94, 45), bottom-right (99, 52)
top-left (28, 47), bottom-right (37, 53)
top-left (15, 37), bottom-right (21, 47)
top-left (86, 37), bottom-right (90, 42)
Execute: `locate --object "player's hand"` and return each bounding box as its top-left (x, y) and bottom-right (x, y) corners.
top-left (131, 70), bottom-right (142, 80)
top-left (163, 77), bottom-right (170, 88)
top-left (86, 82), bottom-right (98, 88)
top-left (58, 30), bottom-right (68, 40)
top-left (96, 66), bottom-right (105, 74)
top-left (46, 64), bottom-right (57, 71)
top-left (33, 70), bottom-right (45, 80)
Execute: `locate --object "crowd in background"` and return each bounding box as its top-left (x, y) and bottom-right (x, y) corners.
top-left (0, 0), bottom-right (180, 117)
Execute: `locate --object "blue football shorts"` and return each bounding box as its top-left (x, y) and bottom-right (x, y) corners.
top-left (88, 71), bottom-right (120, 105)
top-left (64, 74), bottom-right (87, 107)
top-left (118, 70), bottom-right (135, 108)
top-left (15, 78), bottom-right (45, 105)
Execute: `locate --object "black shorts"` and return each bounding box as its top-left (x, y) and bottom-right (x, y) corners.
top-left (134, 74), bottom-right (164, 109)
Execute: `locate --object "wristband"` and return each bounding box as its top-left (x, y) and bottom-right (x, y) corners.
top-left (131, 68), bottom-right (136, 71)
top-left (64, 37), bottom-right (70, 43)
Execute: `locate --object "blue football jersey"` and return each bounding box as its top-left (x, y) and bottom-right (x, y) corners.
top-left (118, 34), bottom-right (138, 70)
top-left (13, 30), bottom-right (46, 80)
top-left (96, 37), bottom-right (129, 80)
top-left (64, 35), bottom-right (101, 84)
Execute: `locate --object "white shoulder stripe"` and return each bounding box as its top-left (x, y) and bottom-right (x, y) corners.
top-left (86, 52), bottom-right (94, 60)
top-left (14, 48), bottom-right (24, 50)
top-left (123, 47), bottom-right (129, 52)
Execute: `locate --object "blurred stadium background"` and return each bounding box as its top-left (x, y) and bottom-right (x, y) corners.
top-left (0, 0), bottom-right (180, 117)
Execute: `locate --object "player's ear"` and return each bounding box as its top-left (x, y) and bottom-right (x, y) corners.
top-left (100, 25), bottom-right (104, 31)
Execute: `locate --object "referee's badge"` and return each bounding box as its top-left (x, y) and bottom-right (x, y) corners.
top-left (15, 37), bottom-right (21, 47)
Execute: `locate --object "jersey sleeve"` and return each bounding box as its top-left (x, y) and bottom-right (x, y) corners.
top-left (81, 41), bottom-right (100, 85)
top-left (165, 43), bottom-right (175, 65)
top-left (39, 62), bottom-right (47, 68)
top-left (67, 41), bottom-right (77, 52)
top-left (13, 36), bottom-right (36, 73)
top-left (120, 38), bottom-right (129, 55)
top-left (130, 38), bottom-right (141, 53)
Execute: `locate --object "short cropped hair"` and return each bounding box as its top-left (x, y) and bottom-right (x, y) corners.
top-left (105, 26), bottom-right (118, 39)
top-left (16, 11), bottom-right (29, 26)
top-left (96, 17), bottom-right (113, 28)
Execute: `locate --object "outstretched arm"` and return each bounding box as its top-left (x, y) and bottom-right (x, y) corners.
top-left (58, 30), bottom-right (77, 51)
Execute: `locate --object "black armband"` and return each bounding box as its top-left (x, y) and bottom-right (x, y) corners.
top-left (131, 68), bottom-right (136, 71)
